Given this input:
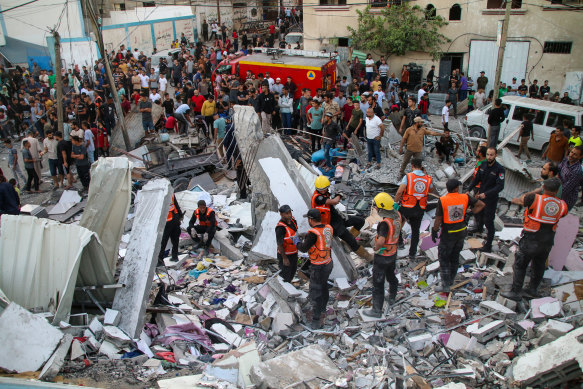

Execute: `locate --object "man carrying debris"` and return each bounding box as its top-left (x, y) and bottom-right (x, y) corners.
top-left (187, 200), bottom-right (217, 253)
top-left (295, 209), bottom-right (334, 329)
top-left (394, 158), bottom-right (436, 259)
top-left (275, 205), bottom-right (299, 283)
top-left (502, 178), bottom-right (568, 301)
top-left (432, 179), bottom-right (484, 292)
top-left (467, 147), bottom-right (505, 253)
top-left (312, 176), bottom-right (372, 261)
top-left (363, 193), bottom-right (401, 318)
top-left (158, 194), bottom-right (183, 264)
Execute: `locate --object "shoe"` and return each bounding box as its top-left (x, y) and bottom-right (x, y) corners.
top-left (387, 295), bottom-right (396, 306)
top-left (363, 308), bottom-right (382, 318)
top-left (170, 257), bottom-right (179, 262)
top-left (481, 244), bottom-right (492, 253)
top-left (521, 287), bottom-right (540, 299)
top-left (349, 227), bottom-right (360, 238)
top-left (310, 319), bottom-right (322, 330)
top-left (501, 290), bottom-right (522, 301)
top-left (407, 254), bottom-right (416, 260)
top-left (355, 246), bottom-right (373, 262)
top-left (156, 258), bottom-right (165, 267)
top-left (435, 283), bottom-right (451, 293)
top-left (468, 228), bottom-right (483, 235)
top-left (398, 241), bottom-right (405, 250)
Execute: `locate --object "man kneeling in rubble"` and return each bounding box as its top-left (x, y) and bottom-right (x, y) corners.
top-left (295, 209), bottom-right (334, 330)
top-left (187, 200), bottom-right (217, 254)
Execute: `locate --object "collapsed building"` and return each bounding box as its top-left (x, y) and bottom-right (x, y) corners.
top-left (0, 105), bottom-right (582, 389)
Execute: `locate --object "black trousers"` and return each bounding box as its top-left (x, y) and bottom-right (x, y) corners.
top-left (372, 253), bottom-right (398, 311)
top-left (309, 261), bottom-right (333, 320)
top-left (399, 207), bottom-right (423, 257)
top-left (25, 167), bottom-right (39, 191)
top-left (310, 128), bottom-right (322, 152)
top-left (332, 215), bottom-right (365, 252)
top-left (158, 218), bottom-right (181, 260)
top-left (438, 237), bottom-right (464, 286)
top-left (435, 142), bottom-right (453, 162)
top-left (511, 233), bottom-right (553, 292)
top-left (475, 200), bottom-right (497, 249)
top-left (277, 253), bottom-right (298, 283)
top-left (193, 225), bottom-right (216, 248)
top-left (77, 164), bottom-right (91, 188)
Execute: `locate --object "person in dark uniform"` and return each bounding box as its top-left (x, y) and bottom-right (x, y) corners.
top-left (187, 200), bottom-right (216, 253)
top-left (394, 158), bottom-right (436, 259)
top-left (295, 209), bottom-right (334, 330)
top-left (312, 175), bottom-right (372, 261)
top-left (158, 194), bottom-right (183, 264)
top-left (432, 179), bottom-right (485, 292)
top-left (363, 193), bottom-right (401, 318)
top-left (275, 204), bottom-right (299, 283)
top-left (467, 147), bottom-right (505, 252)
top-left (502, 178), bottom-right (567, 301)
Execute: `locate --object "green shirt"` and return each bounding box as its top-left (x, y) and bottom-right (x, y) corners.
top-left (308, 107), bottom-right (324, 130)
top-left (213, 117), bottom-right (226, 138)
top-left (48, 74), bottom-right (56, 87)
top-left (498, 88), bottom-right (506, 97)
top-left (468, 94), bottom-right (474, 107)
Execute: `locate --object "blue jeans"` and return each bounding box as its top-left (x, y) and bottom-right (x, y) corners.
top-left (367, 138), bottom-right (381, 164)
top-left (323, 142), bottom-right (333, 168)
top-left (281, 112), bottom-right (292, 133)
top-left (143, 120), bottom-right (155, 132)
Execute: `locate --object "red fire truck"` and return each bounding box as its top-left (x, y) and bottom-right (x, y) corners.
top-left (212, 49), bottom-right (337, 99)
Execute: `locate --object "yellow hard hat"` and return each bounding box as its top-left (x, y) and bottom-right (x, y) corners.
top-left (315, 175), bottom-right (330, 190)
top-left (374, 192), bottom-right (394, 211)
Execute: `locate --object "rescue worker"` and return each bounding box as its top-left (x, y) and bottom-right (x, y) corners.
top-left (467, 147), bottom-right (505, 252)
top-left (187, 200), bottom-right (217, 253)
top-left (158, 194), bottom-right (183, 265)
top-left (295, 209), bottom-right (334, 330)
top-left (363, 193), bottom-right (402, 318)
top-left (312, 175), bottom-right (372, 260)
top-left (432, 179), bottom-right (485, 292)
top-left (512, 161), bottom-right (561, 206)
top-left (470, 145), bottom-right (487, 231)
top-left (502, 178), bottom-right (567, 301)
top-left (394, 158), bottom-right (436, 259)
top-left (275, 204), bottom-right (298, 283)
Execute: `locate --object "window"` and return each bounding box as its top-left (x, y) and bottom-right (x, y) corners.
top-left (370, 0), bottom-right (388, 7)
top-left (425, 4), bottom-right (436, 19)
top-left (512, 106), bottom-right (546, 125)
top-left (486, 0), bottom-right (522, 9)
top-left (114, 3), bottom-right (126, 11)
top-left (543, 41), bottom-right (573, 54)
top-left (546, 112), bottom-right (575, 128)
top-left (338, 38), bottom-right (349, 47)
top-left (449, 4), bottom-right (461, 20)
top-left (319, 0), bottom-right (347, 5)
top-left (142, 1), bottom-right (155, 7)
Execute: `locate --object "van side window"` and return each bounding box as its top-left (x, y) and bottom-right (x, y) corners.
top-left (512, 106), bottom-right (529, 121)
top-left (546, 112), bottom-right (575, 128)
top-left (533, 110), bottom-right (546, 125)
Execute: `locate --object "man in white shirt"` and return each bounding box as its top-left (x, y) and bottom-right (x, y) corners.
top-left (139, 70), bottom-right (150, 94)
top-left (42, 130), bottom-right (61, 188)
top-left (133, 49), bottom-right (140, 60)
top-left (158, 73), bottom-right (168, 93)
top-left (265, 72), bottom-right (275, 91)
top-left (82, 123), bottom-right (95, 164)
top-left (474, 88), bottom-right (486, 109)
top-left (373, 85), bottom-right (385, 106)
top-left (365, 108), bottom-right (385, 169)
top-left (174, 103), bottom-right (193, 134)
top-left (149, 89), bottom-right (161, 103)
top-left (442, 100), bottom-right (451, 130)
top-left (417, 84), bottom-right (427, 104)
top-left (508, 77), bottom-right (518, 96)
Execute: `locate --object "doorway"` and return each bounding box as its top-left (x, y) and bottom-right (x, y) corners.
top-left (438, 53), bottom-right (463, 91)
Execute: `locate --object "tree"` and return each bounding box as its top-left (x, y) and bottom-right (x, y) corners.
top-left (347, 4), bottom-right (450, 61)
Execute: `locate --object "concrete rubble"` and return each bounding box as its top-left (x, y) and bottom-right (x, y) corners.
top-left (2, 113), bottom-right (583, 389)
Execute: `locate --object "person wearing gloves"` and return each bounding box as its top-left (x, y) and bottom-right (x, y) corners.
top-left (187, 200), bottom-right (217, 253)
top-left (431, 179), bottom-right (484, 292)
top-left (158, 194), bottom-right (183, 265)
top-left (363, 193), bottom-right (402, 318)
top-left (275, 204), bottom-right (299, 283)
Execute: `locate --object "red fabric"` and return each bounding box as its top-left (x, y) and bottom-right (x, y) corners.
top-left (191, 95), bottom-right (206, 112)
top-left (165, 116), bottom-right (178, 132)
top-left (155, 352), bottom-right (176, 364)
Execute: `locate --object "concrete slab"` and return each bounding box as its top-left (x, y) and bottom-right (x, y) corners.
top-left (104, 309), bottom-right (121, 326)
top-left (479, 300), bottom-right (517, 319)
top-left (548, 214), bottom-right (579, 271)
top-left (112, 179), bottom-right (173, 338)
top-left (157, 375), bottom-right (203, 389)
top-left (0, 303), bottom-right (64, 373)
top-left (39, 334), bottom-right (73, 381)
top-left (272, 312), bottom-right (295, 334)
top-left (446, 331), bottom-right (471, 351)
top-left (531, 297), bottom-right (561, 319)
top-left (208, 341), bottom-right (261, 387)
top-left (250, 345), bottom-right (341, 389)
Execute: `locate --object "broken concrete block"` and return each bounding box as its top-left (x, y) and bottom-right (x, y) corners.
top-left (0, 303), bottom-right (64, 373)
top-left (213, 229), bottom-right (245, 261)
top-left (446, 331), bottom-right (471, 351)
top-left (479, 300), bottom-right (517, 319)
top-left (495, 295), bottom-right (518, 311)
top-left (407, 333), bottom-right (433, 351)
top-left (425, 246), bottom-right (439, 262)
top-left (426, 261), bottom-right (440, 273)
top-left (539, 300), bottom-right (562, 318)
top-left (86, 336), bottom-right (101, 351)
top-left (269, 276), bottom-right (302, 301)
top-left (88, 317), bottom-right (103, 337)
top-left (538, 319), bottom-right (573, 337)
top-left (104, 309), bottom-right (121, 326)
top-left (511, 327), bottom-right (583, 387)
top-left (211, 323), bottom-right (243, 348)
top-left (99, 340), bottom-right (122, 359)
top-left (531, 297), bottom-right (562, 319)
top-left (473, 320), bottom-right (505, 343)
top-left (208, 341), bottom-right (261, 387)
top-left (459, 250), bottom-right (476, 263)
top-left (478, 252), bottom-right (506, 267)
top-left (103, 326), bottom-right (132, 347)
top-left (70, 339), bottom-right (85, 360)
top-left (335, 277), bottom-right (351, 290)
top-left (272, 312), bottom-right (294, 335)
top-left (39, 334), bottom-right (73, 381)
top-left (250, 345), bottom-right (341, 389)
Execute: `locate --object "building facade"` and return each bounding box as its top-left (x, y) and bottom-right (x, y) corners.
top-left (303, 0), bottom-right (582, 96)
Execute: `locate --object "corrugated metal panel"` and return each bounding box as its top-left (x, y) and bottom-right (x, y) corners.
top-left (468, 40), bottom-right (530, 94)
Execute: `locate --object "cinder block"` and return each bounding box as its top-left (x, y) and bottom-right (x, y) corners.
top-left (104, 309), bottom-right (121, 326)
top-left (446, 331), bottom-right (471, 351)
top-left (269, 276), bottom-right (302, 301)
top-left (479, 300), bottom-right (517, 319)
top-left (473, 320), bottom-right (505, 343)
top-left (478, 252), bottom-right (506, 267)
top-left (407, 334), bottom-right (432, 351)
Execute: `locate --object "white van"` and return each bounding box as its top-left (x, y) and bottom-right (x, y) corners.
top-left (150, 48), bottom-right (181, 87)
top-left (464, 96), bottom-right (583, 150)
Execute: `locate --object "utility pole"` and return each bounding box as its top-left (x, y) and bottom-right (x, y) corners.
top-left (52, 30), bottom-right (64, 134)
top-left (492, 0), bottom-right (512, 101)
top-left (83, 0), bottom-right (131, 151)
top-left (216, 0), bottom-right (221, 25)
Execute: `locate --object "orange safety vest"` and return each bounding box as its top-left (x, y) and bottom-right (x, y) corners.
top-left (311, 190), bottom-right (331, 225)
top-left (523, 194), bottom-right (567, 233)
top-left (166, 195), bottom-right (178, 222)
top-left (308, 225), bottom-right (333, 265)
top-left (401, 172), bottom-right (432, 209)
top-left (441, 192), bottom-right (469, 224)
top-left (277, 217), bottom-right (298, 255)
top-left (195, 207), bottom-right (214, 227)
top-left (473, 160), bottom-right (485, 189)
top-left (376, 214), bottom-right (402, 257)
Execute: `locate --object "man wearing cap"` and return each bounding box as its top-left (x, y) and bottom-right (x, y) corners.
top-left (476, 71), bottom-right (488, 91)
top-left (322, 112), bottom-right (340, 169)
top-left (502, 178), bottom-right (567, 301)
top-left (399, 116), bottom-right (441, 178)
top-left (272, 77), bottom-right (284, 95)
top-left (275, 205), bottom-right (299, 283)
top-left (295, 209), bottom-right (334, 329)
top-left (394, 158), bottom-right (437, 259)
top-left (363, 193), bottom-right (402, 318)
top-left (323, 93), bottom-right (340, 123)
top-left (187, 200), bottom-right (217, 253)
top-left (432, 179), bottom-right (485, 292)
top-left (468, 147), bottom-right (505, 252)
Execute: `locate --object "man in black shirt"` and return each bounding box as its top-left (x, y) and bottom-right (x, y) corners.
top-left (275, 205), bottom-right (299, 283)
top-left (162, 93), bottom-right (175, 117)
top-left (435, 129), bottom-right (459, 163)
top-left (539, 80), bottom-right (550, 97)
top-left (517, 113), bottom-right (534, 161)
top-left (529, 80), bottom-right (539, 98)
top-left (468, 147), bottom-right (505, 252)
top-left (100, 96), bottom-right (116, 135)
top-left (257, 86), bottom-right (276, 133)
top-left (187, 200), bottom-right (216, 252)
top-left (517, 79), bottom-right (528, 95)
top-left (158, 194), bottom-right (183, 264)
top-left (236, 84), bottom-right (249, 105)
top-left (85, 95), bottom-right (97, 124)
top-left (75, 96), bottom-right (88, 125)
top-left (487, 98), bottom-right (505, 148)
top-left (432, 179), bottom-right (484, 292)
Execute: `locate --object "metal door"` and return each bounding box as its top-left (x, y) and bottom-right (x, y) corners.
top-left (438, 57), bottom-right (451, 92)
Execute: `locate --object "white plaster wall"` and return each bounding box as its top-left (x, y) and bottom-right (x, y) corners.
top-left (60, 40), bottom-right (100, 70)
top-left (103, 6), bottom-right (194, 25)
